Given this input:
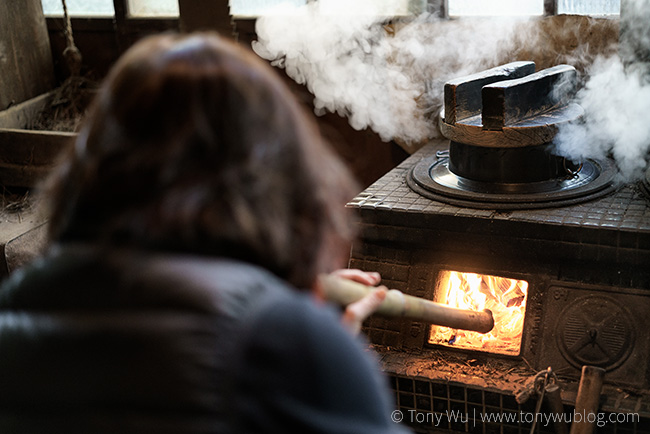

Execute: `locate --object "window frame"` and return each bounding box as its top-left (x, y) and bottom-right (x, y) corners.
top-left (43, 0), bottom-right (233, 55)
top-left (43, 0), bottom-right (620, 60)
top-left (545, 0), bottom-right (557, 15)
top-left (42, 0), bottom-right (620, 36)
top-left (439, 0), bottom-right (619, 18)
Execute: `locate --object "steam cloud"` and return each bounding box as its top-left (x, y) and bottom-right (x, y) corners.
top-left (554, 57), bottom-right (650, 182)
top-left (252, 0), bottom-right (526, 145)
top-left (253, 0), bottom-right (650, 182)
top-left (555, 0), bottom-right (650, 182)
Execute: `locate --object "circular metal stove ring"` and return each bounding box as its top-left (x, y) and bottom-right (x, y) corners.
top-left (406, 155), bottom-right (618, 210)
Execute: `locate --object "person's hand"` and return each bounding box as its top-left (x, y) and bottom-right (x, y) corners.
top-left (330, 269), bottom-right (388, 335)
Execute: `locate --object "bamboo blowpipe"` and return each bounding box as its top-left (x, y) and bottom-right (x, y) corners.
top-left (318, 274), bottom-right (495, 334)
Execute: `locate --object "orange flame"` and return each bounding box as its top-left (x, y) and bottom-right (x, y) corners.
top-left (429, 270), bottom-right (528, 355)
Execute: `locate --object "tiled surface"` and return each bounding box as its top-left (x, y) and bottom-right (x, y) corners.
top-left (349, 143), bottom-right (650, 287)
top-left (349, 143), bottom-right (650, 234)
top-left (352, 142), bottom-right (650, 433)
top-left (351, 141), bottom-right (650, 342)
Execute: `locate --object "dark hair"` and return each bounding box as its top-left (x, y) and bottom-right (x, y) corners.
top-left (44, 32), bottom-right (359, 289)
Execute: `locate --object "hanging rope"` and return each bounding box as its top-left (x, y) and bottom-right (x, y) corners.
top-left (61, 0), bottom-right (82, 76)
top-left (33, 0), bottom-right (94, 133)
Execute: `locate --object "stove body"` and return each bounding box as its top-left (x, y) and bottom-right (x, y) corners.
top-left (349, 142), bottom-right (650, 433)
top-left (348, 60), bottom-right (650, 433)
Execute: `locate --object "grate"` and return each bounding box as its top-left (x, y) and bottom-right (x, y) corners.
top-left (389, 375), bottom-right (650, 434)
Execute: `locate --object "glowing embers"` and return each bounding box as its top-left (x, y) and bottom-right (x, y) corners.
top-left (429, 271), bottom-right (528, 356)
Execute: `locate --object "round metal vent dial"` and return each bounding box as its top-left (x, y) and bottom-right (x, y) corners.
top-left (556, 296), bottom-right (634, 371)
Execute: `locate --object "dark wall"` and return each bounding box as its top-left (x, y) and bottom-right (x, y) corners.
top-left (42, 13), bottom-right (619, 188)
top-left (44, 16), bottom-right (408, 188)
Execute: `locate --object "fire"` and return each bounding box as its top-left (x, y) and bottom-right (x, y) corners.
top-left (429, 270), bottom-right (528, 355)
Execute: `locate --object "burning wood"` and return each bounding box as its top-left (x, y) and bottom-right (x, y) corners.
top-left (429, 271), bottom-right (528, 356)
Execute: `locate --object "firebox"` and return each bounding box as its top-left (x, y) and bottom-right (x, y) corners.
top-left (349, 61), bottom-right (650, 433)
top-left (428, 270), bottom-right (528, 357)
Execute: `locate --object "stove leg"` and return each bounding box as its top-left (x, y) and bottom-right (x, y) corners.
top-left (569, 365), bottom-right (606, 434)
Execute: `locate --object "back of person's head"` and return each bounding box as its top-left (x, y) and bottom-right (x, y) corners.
top-left (44, 32), bottom-right (359, 289)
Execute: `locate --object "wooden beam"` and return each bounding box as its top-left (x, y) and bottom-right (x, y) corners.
top-left (112, 0), bottom-right (128, 53)
top-left (443, 61), bottom-right (535, 125)
top-left (481, 64), bottom-right (577, 130)
top-left (544, 0), bottom-right (557, 16)
top-left (427, 0), bottom-right (448, 18)
top-left (0, 0), bottom-right (55, 110)
top-left (178, 0), bottom-right (234, 37)
top-left (570, 366), bottom-right (605, 434)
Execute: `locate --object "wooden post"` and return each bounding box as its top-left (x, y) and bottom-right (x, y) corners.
top-left (543, 0), bottom-right (557, 16)
top-left (427, 0), bottom-right (448, 18)
top-left (0, 0), bottom-right (55, 110)
top-left (178, 0), bottom-right (234, 37)
top-left (112, 0), bottom-right (128, 54)
top-left (570, 365), bottom-right (605, 434)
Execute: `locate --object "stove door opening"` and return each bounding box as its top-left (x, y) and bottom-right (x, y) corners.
top-left (429, 270), bottom-right (528, 356)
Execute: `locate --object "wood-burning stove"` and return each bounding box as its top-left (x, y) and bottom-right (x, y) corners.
top-left (349, 62), bottom-right (650, 433)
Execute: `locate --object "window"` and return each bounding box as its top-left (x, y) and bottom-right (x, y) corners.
top-left (228, 0), bottom-right (427, 18)
top-left (40, 0), bottom-right (181, 17)
top-left (127, 0), bottom-right (179, 17)
top-left (557, 0), bottom-right (620, 15)
top-left (448, 0), bottom-right (543, 16)
top-left (41, 0), bottom-right (621, 19)
top-left (447, 0), bottom-right (620, 16)
top-left (229, 0), bottom-right (307, 18)
top-left (41, 0), bottom-right (114, 16)
top-left (228, 0), bottom-right (620, 18)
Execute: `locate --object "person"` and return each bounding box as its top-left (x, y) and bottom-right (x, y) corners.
top-left (0, 32), bottom-right (408, 433)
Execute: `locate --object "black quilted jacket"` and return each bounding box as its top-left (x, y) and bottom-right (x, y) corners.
top-left (0, 246), bottom-right (407, 434)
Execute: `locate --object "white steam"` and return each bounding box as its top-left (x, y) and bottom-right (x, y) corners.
top-left (252, 0), bottom-right (527, 145)
top-left (253, 0), bottom-right (650, 180)
top-left (554, 57), bottom-right (650, 182)
top-left (555, 0), bottom-right (650, 182)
